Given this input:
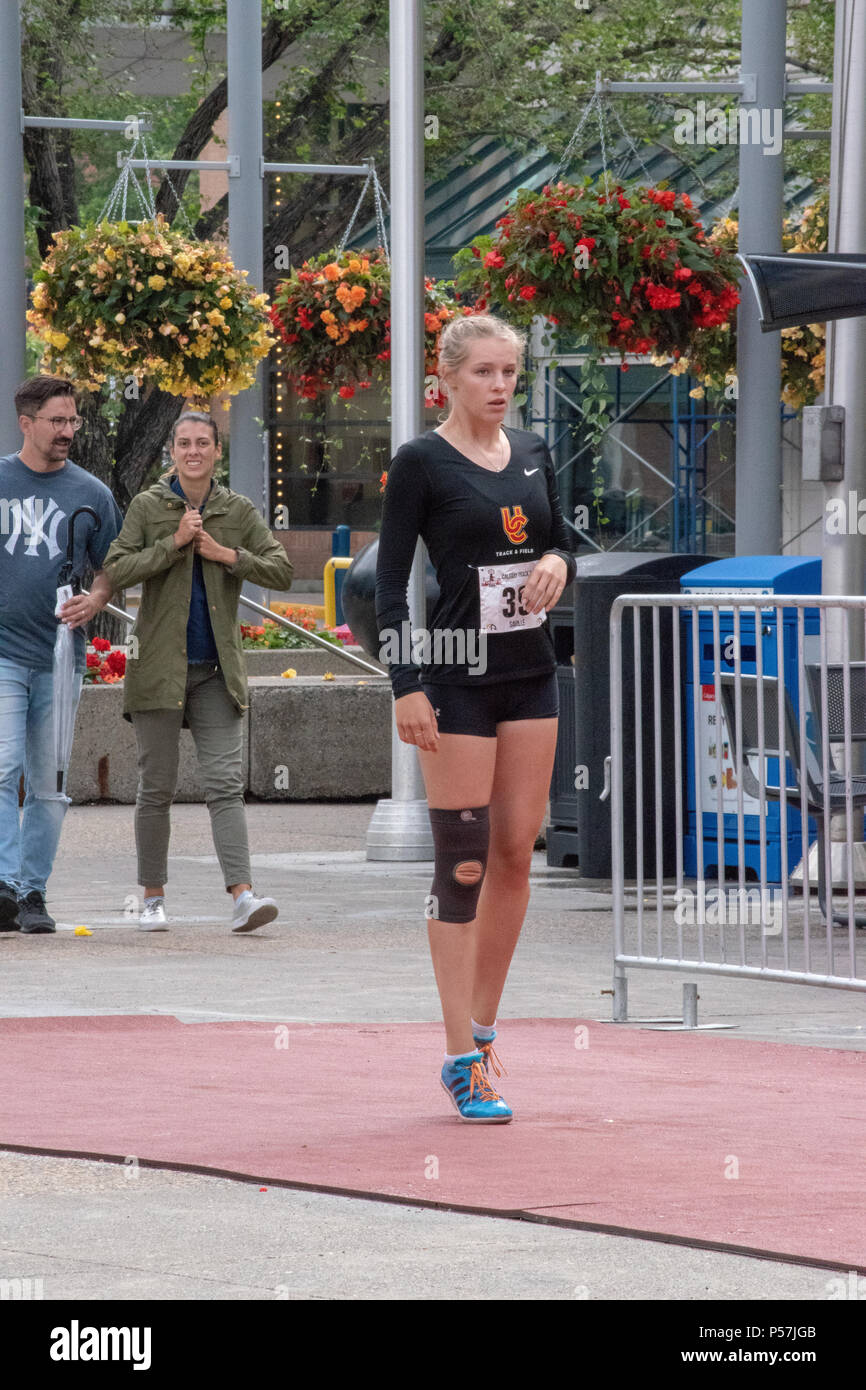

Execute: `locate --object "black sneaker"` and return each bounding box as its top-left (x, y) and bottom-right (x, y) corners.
top-left (18, 891), bottom-right (56, 934)
top-left (0, 881), bottom-right (20, 931)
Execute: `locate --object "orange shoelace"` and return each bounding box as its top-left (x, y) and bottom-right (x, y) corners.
top-left (476, 1040), bottom-right (506, 1080)
top-left (468, 1060), bottom-right (504, 1103)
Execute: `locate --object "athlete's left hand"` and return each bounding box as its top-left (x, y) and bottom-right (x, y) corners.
top-left (522, 553), bottom-right (568, 615)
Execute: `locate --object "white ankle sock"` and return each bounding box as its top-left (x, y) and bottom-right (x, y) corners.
top-left (444, 1050), bottom-right (478, 1066)
top-left (471, 1017), bottom-right (496, 1041)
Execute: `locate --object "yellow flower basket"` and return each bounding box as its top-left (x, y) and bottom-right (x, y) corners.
top-left (26, 214), bottom-right (276, 401)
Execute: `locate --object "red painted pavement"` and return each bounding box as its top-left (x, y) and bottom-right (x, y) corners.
top-left (1, 1015), bottom-right (864, 1269)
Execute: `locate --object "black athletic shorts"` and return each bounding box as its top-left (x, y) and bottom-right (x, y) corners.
top-left (420, 670), bottom-right (559, 738)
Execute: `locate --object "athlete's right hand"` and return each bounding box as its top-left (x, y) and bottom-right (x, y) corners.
top-left (174, 506), bottom-right (203, 548)
top-left (394, 691), bottom-right (440, 751)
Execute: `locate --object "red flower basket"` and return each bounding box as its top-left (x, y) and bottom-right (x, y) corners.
top-left (270, 248), bottom-right (467, 403)
top-left (453, 176), bottom-right (741, 361)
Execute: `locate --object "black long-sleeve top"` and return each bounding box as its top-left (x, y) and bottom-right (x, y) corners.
top-left (375, 426), bottom-right (576, 698)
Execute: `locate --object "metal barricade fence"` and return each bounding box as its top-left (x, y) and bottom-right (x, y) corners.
top-left (609, 593), bottom-right (866, 1023)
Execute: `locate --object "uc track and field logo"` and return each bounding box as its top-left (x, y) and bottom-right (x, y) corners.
top-left (500, 505), bottom-right (528, 545)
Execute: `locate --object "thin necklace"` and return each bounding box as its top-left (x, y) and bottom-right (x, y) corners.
top-left (440, 426), bottom-right (508, 471)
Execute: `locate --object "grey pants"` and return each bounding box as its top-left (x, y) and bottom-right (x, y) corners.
top-left (131, 664), bottom-right (250, 890)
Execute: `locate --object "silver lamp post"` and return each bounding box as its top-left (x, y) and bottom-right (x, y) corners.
top-left (734, 0), bottom-right (787, 556)
top-left (813, 0), bottom-right (866, 888)
top-left (0, 1), bottom-right (26, 447)
top-left (365, 0), bottom-right (433, 860)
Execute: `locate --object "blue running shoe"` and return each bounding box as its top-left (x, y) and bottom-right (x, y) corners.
top-left (440, 1051), bottom-right (513, 1123)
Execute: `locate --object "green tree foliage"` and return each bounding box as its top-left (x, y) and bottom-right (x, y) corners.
top-left (19, 0), bottom-right (835, 550)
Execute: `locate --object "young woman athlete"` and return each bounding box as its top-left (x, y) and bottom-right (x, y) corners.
top-left (376, 313), bottom-right (576, 1122)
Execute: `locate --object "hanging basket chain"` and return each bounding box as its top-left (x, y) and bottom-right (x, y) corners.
top-left (372, 166), bottom-right (390, 262)
top-left (551, 76), bottom-right (658, 191)
top-left (99, 132), bottom-right (157, 225)
top-left (337, 161), bottom-right (390, 261)
top-left (595, 91), bottom-right (613, 194)
top-left (98, 127), bottom-right (193, 232)
top-left (337, 166), bottom-right (372, 253)
top-left (549, 88), bottom-right (603, 186)
top-left (138, 136), bottom-right (157, 220)
top-left (719, 183), bottom-right (740, 219)
top-left (606, 98), bottom-right (655, 185)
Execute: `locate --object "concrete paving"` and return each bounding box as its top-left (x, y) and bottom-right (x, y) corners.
top-left (1, 801), bottom-right (864, 1302)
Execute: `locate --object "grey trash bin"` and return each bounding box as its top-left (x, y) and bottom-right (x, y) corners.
top-left (573, 552), bottom-right (713, 879)
top-left (547, 585), bottom-right (578, 866)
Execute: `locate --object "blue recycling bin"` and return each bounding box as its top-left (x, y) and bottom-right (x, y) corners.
top-left (680, 556), bottom-right (821, 883)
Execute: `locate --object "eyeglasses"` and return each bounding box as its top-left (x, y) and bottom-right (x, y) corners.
top-left (32, 413), bottom-right (84, 431)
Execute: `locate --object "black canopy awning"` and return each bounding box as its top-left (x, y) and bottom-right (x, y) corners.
top-left (738, 253), bottom-right (866, 331)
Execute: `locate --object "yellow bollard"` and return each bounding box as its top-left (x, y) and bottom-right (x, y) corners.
top-left (323, 556), bottom-right (352, 628)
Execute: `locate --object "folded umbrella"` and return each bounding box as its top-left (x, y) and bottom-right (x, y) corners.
top-left (52, 506), bottom-right (100, 799)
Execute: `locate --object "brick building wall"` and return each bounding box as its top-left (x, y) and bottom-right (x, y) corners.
top-left (274, 528), bottom-right (379, 584)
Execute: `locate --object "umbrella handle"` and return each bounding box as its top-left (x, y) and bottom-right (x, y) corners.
top-left (59, 506), bottom-right (102, 590)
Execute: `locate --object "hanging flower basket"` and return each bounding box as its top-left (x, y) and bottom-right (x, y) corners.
top-left (26, 214), bottom-right (276, 402)
top-left (269, 247), bottom-right (464, 402)
top-left (453, 175), bottom-right (741, 530)
top-left (683, 193), bottom-right (828, 409)
top-left (453, 175), bottom-right (741, 361)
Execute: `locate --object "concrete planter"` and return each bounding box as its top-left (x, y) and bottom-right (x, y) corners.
top-left (68, 675), bottom-right (391, 803)
top-left (242, 645), bottom-right (372, 677)
top-left (247, 677), bottom-right (392, 800)
top-left (67, 684), bottom-right (250, 805)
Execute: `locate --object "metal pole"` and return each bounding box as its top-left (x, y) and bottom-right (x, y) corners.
top-left (227, 0), bottom-right (267, 606)
top-left (824, 0), bottom-right (866, 611)
top-left (26, 116), bottom-right (152, 133)
top-left (735, 0), bottom-right (787, 555)
top-left (262, 161), bottom-right (371, 176)
top-left (0, 1), bottom-right (26, 447)
top-left (366, 0), bottom-right (433, 860)
top-left (818, 0), bottom-right (866, 883)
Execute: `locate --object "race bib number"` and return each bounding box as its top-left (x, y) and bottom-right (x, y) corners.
top-left (478, 560), bottom-right (545, 634)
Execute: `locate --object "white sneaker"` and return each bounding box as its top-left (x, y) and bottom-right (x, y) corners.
top-left (138, 897), bottom-right (168, 931)
top-left (231, 890), bottom-right (278, 933)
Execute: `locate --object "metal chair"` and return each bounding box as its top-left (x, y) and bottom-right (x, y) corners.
top-left (804, 662), bottom-right (866, 748)
top-left (719, 670), bottom-right (866, 927)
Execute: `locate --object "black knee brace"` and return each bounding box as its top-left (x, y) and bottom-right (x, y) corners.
top-left (427, 806), bottom-right (490, 924)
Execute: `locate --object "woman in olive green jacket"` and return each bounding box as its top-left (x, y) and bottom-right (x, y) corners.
top-left (103, 411), bottom-right (294, 935)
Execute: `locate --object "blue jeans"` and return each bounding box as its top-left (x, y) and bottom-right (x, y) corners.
top-left (0, 657), bottom-right (83, 898)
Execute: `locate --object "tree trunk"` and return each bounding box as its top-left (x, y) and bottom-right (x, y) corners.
top-left (75, 387), bottom-right (186, 644)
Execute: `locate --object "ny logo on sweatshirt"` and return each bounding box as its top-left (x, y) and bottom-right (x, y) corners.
top-left (1, 497), bottom-right (67, 558)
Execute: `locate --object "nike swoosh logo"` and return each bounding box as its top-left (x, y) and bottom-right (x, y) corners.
top-left (524, 468), bottom-right (539, 476)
